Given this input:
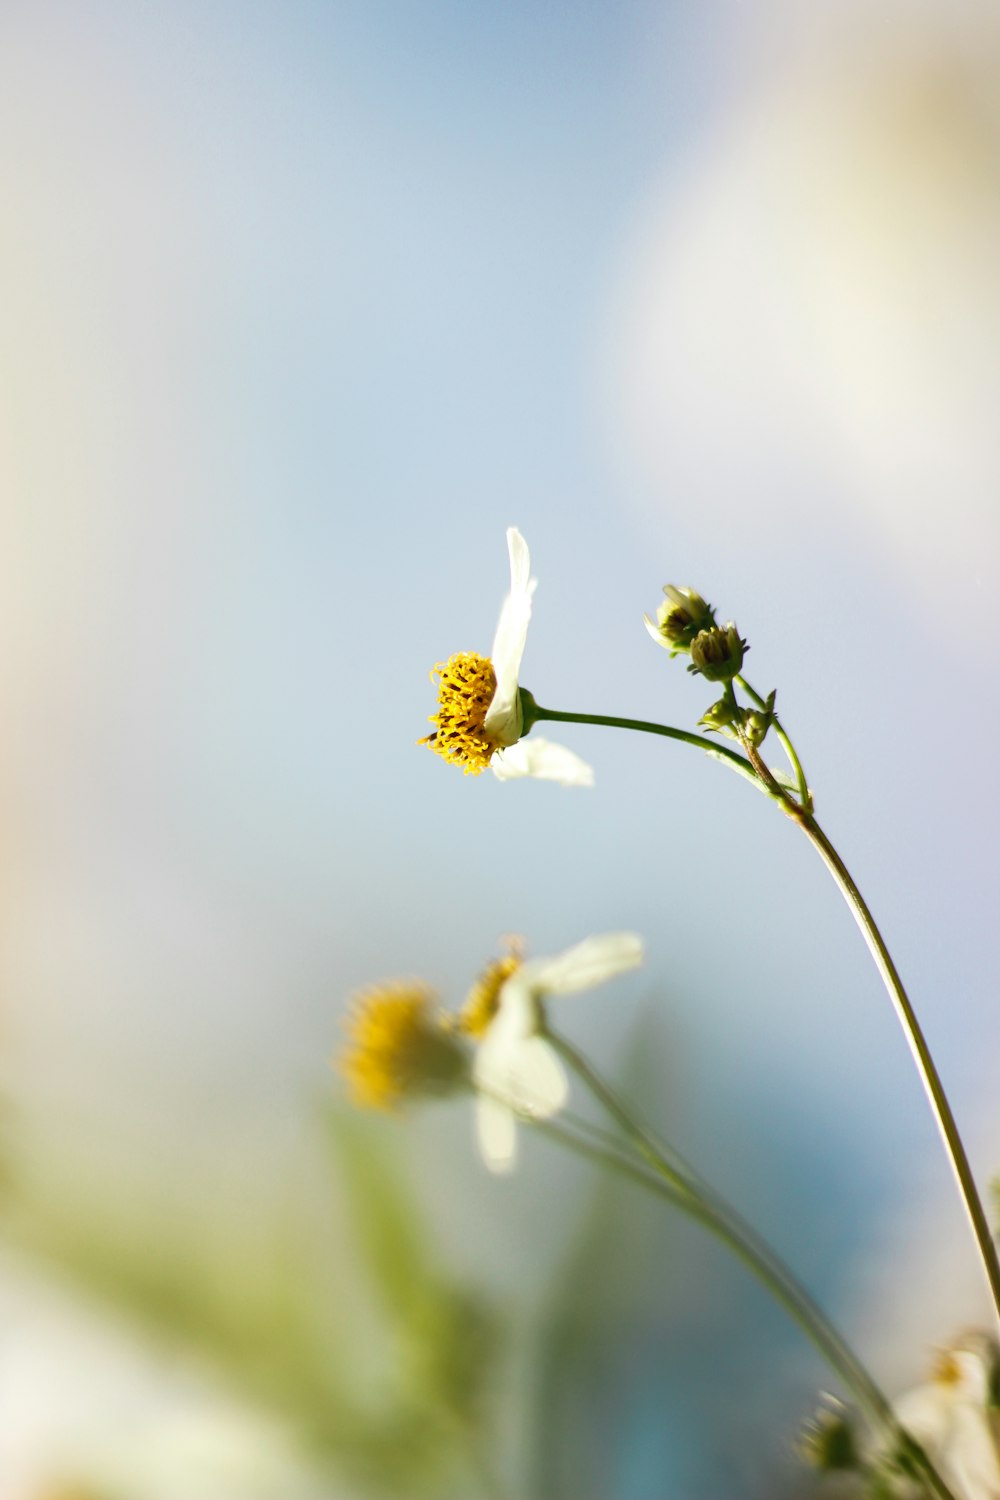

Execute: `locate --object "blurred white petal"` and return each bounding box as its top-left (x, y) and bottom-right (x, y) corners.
top-left (476, 1092), bottom-right (518, 1174)
top-left (891, 1342), bottom-right (1000, 1500)
top-left (518, 932), bottom-right (645, 997)
top-left (471, 931), bottom-right (644, 1172)
top-left (946, 1405), bottom-right (1000, 1500)
top-left (893, 1381), bottom-right (954, 1452)
top-left (491, 737), bottom-right (594, 786)
top-left (477, 1032), bottom-right (568, 1116)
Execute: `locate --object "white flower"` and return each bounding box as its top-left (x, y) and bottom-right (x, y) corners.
top-left (472, 932), bottom-right (645, 1173)
top-left (890, 1335), bottom-right (1000, 1500)
top-left (422, 528), bottom-right (594, 786)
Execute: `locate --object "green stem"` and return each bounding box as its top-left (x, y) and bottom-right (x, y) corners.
top-left (734, 674), bottom-right (812, 812)
top-left (534, 696), bottom-right (998, 1331)
top-left (733, 675), bottom-right (768, 710)
top-left (530, 705), bottom-right (767, 795)
top-left (796, 815), bottom-right (1000, 1330)
top-left (534, 1059), bottom-right (956, 1500)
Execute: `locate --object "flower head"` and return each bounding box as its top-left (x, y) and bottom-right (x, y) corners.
top-left (472, 932), bottom-right (645, 1173)
top-left (687, 622), bottom-right (747, 683)
top-left (421, 529), bottom-right (593, 786)
top-left (799, 1403), bottom-right (860, 1474)
top-left (337, 982), bottom-right (467, 1110)
top-left (885, 1333), bottom-right (1000, 1500)
top-left (644, 585), bottom-right (715, 655)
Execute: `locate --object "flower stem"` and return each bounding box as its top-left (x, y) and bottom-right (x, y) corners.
top-left (530, 705), bottom-right (767, 795)
top-left (536, 1044), bottom-right (956, 1500)
top-left (535, 696), bottom-right (1000, 1331)
top-left (734, 673), bottom-right (812, 813)
top-left (795, 814), bottom-right (1000, 1330)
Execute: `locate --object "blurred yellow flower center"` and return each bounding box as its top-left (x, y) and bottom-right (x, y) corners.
top-left (420, 652), bottom-right (498, 774)
top-left (931, 1349), bottom-right (962, 1386)
top-left (460, 952), bottom-right (523, 1038)
top-left (339, 983), bottom-right (450, 1110)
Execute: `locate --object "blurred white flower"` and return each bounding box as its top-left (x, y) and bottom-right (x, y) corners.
top-left (472, 932), bottom-right (644, 1173)
top-left (891, 1334), bottom-right (1000, 1500)
top-left (421, 528), bottom-right (593, 786)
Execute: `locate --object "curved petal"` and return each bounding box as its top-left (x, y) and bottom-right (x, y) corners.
top-left (476, 1029), bottom-right (568, 1119)
top-left (491, 737), bottom-right (594, 786)
top-left (476, 1093), bottom-right (518, 1174)
top-left (508, 1036), bottom-right (569, 1117)
top-left (643, 612), bottom-right (672, 650)
top-left (479, 980), bottom-right (537, 1050)
top-left (517, 932), bottom-right (645, 998)
top-left (506, 524), bottom-right (532, 596)
top-left (941, 1404), bottom-right (1000, 1500)
top-left (893, 1382), bottom-right (955, 1453)
top-left (484, 528), bottom-right (536, 746)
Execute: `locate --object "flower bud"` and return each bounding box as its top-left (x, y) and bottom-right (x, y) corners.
top-left (687, 623), bottom-right (747, 682)
top-left (644, 586), bottom-right (715, 655)
top-left (742, 690), bottom-right (776, 747)
top-left (742, 711), bottom-right (770, 746)
top-left (799, 1406), bottom-right (859, 1473)
top-left (698, 698), bottom-right (741, 736)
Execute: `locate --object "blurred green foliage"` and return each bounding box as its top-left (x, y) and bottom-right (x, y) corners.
top-left (0, 1102), bottom-right (503, 1499)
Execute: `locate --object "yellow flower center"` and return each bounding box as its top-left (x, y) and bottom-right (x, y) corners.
top-left (420, 652), bottom-right (498, 774)
top-left (931, 1349), bottom-right (962, 1386)
top-left (459, 949), bottom-right (524, 1038)
top-left (338, 983), bottom-right (462, 1110)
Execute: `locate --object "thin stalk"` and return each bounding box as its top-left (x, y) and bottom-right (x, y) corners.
top-left (534, 696), bottom-right (1000, 1329)
top-left (549, 1032), bottom-right (703, 1194)
top-left (734, 673), bottom-right (812, 812)
top-left (530, 705), bottom-right (767, 795)
top-left (532, 1084), bottom-right (956, 1500)
top-left (797, 815), bottom-right (1000, 1329)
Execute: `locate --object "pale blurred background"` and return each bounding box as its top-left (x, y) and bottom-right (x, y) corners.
top-left (1, 1), bottom-right (999, 1497)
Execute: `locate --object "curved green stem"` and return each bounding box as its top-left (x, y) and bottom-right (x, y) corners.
top-left (796, 815), bottom-right (1000, 1329)
top-left (734, 675), bottom-right (768, 710)
top-left (537, 1042), bottom-right (956, 1500)
top-left (532, 695), bottom-right (999, 1331)
top-left (530, 705), bottom-right (767, 795)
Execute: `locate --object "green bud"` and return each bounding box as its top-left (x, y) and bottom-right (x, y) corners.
top-left (743, 691), bottom-right (776, 747)
top-left (742, 712), bottom-right (768, 746)
top-left (698, 698), bottom-right (741, 736)
top-left (644, 586), bottom-right (715, 655)
top-left (799, 1407), bottom-right (860, 1473)
top-left (687, 623), bottom-right (747, 682)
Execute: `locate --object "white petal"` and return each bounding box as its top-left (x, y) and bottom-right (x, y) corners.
top-left (505, 524), bottom-right (532, 595)
top-left (941, 1405), bottom-right (1000, 1500)
top-left (476, 1028), bottom-right (568, 1120)
top-left (507, 1036), bottom-right (569, 1118)
top-left (491, 738), bottom-right (594, 786)
top-left (517, 932), bottom-right (645, 998)
top-left (893, 1382), bottom-right (956, 1452)
top-left (484, 528), bottom-right (536, 746)
top-left (473, 996), bottom-right (535, 1099)
top-left (480, 981), bottom-right (537, 1050)
top-left (643, 612), bottom-right (672, 650)
top-left (476, 1094), bottom-right (518, 1174)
